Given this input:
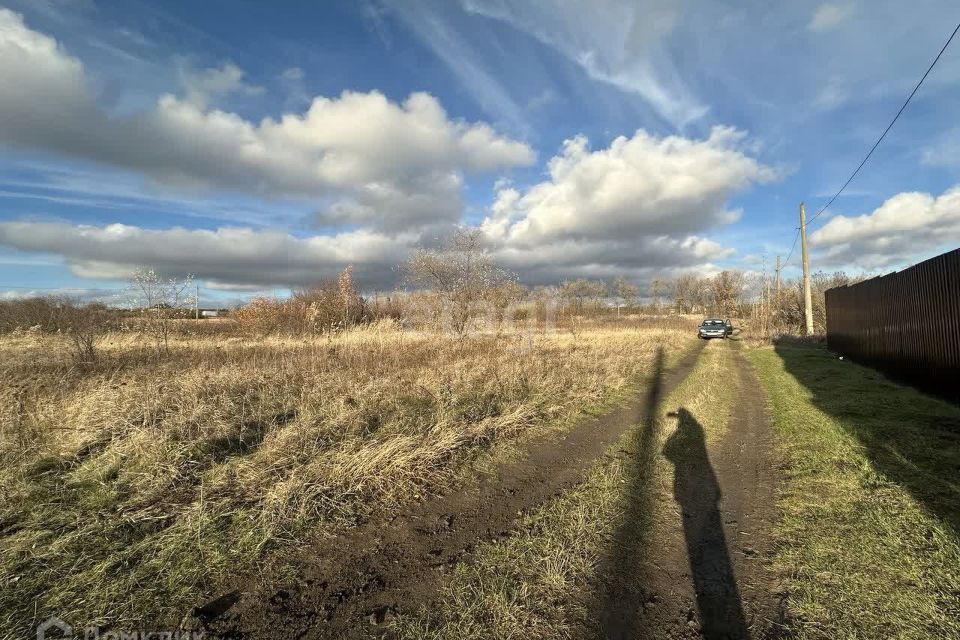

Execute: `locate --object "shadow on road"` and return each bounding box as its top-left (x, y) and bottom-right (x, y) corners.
top-left (596, 346), bottom-right (665, 639)
top-left (596, 347), bottom-right (750, 640)
top-left (663, 408), bottom-right (750, 640)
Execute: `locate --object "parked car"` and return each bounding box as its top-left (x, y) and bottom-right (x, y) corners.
top-left (698, 318), bottom-right (732, 339)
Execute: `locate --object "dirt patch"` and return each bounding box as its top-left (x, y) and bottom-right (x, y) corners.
top-left (598, 344), bottom-right (784, 639)
top-left (198, 342), bottom-right (706, 639)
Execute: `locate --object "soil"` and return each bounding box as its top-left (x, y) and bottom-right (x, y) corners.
top-left (596, 342), bottom-right (785, 640)
top-left (196, 341), bottom-right (706, 639)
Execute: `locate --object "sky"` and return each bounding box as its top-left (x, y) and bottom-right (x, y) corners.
top-left (0, 0), bottom-right (958, 304)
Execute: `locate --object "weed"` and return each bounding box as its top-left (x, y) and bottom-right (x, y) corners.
top-left (0, 323), bottom-right (690, 635)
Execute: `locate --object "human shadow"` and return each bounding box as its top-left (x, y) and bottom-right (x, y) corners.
top-left (774, 341), bottom-right (960, 537)
top-left (596, 346), bottom-right (666, 639)
top-left (662, 408), bottom-right (750, 640)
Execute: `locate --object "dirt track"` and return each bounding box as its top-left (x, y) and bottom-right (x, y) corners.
top-left (198, 342), bottom-right (706, 638)
top-left (597, 342), bottom-right (783, 639)
top-left (198, 339), bottom-right (784, 639)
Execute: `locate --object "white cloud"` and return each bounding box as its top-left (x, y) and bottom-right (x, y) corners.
top-left (0, 287), bottom-right (122, 303)
top-left (810, 186), bottom-right (960, 268)
top-left (177, 60), bottom-right (264, 107)
top-left (0, 9), bottom-right (534, 231)
top-left (388, 3), bottom-right (529, 134)
top-left (0, 126), bottom-right (774, 289)
top-left (0, 221), bottom-right (418, 289)
top-left (0, 8), bottom-right (780, 290)
top-left (481, 126), bottom-right (774, 282)
top-left (484, 126), bottom-right (773, 244)
top-left (809, 3), bottom-right (854, 32)
top-left (458, 0), bottom-right (708, 129)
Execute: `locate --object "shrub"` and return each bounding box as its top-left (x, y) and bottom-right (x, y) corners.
top-left (234, 267), bottom-right (371, 336)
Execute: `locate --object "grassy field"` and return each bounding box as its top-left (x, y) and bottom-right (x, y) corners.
top-left (391, 341), bottom-right (739, 639)
top-left (748, 343), bottom-right (960, 640)
top-left (394, 339), bottom-right (960, 640)
top-left (5, 320), bottom-right (957, 639)
top-left (0, 320), bottom-right (692, 636)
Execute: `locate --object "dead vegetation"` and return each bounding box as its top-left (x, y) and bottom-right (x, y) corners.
top-left (0, 318), bottom-right (692, 635)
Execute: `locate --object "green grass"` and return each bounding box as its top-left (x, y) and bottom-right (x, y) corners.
top-left (747, 344), bottom-right (960, 640)
top-left (391, 342), bottom-right (739, 639)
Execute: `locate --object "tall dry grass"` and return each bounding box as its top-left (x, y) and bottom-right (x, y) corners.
top-left (0, 320), bottom-right (693, 634)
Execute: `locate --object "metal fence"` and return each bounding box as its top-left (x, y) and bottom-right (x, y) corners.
top-left (825, 248), bottom-right (960, 402)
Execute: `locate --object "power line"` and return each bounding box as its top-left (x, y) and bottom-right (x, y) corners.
top-left (808, 20), bottom-right (960, 228)
top-left (783, 228), bottom-right (800, 266)
top-left (780, 19), bottom-right (960, 269)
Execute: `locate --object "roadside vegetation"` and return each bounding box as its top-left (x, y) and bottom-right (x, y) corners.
top-left (0, 230), bottom-right (931, 639)
top-left (748, 343), bottom-right (960, 640)
top-left (0, 317), bottom-right (693, 636)
top-left (391, 342), bottom-right (739, 639)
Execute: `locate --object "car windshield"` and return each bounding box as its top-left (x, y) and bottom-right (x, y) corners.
top-left (701, 320), bottom-right (724, 326)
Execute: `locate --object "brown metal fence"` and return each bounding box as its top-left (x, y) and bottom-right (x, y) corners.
top-left (825, 248), bottom-right (960, 402)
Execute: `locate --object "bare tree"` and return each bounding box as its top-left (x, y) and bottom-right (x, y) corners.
top-left (710, 270), bottom-right (745, 318)
top-left (674, 273), bottom-right (708, 314)
top-left (530, 285), bottom-right (559, 329)
top-left (649, 276), bottom-right (667, 313)
top-left (613, 275), bottom-right (639, 309)
top-left (560, 278), bottom-right (608, 314)
top-left (61, 302), bottom-right (115, 367)
top-left (771, 270), bottom-right (865, 334)
top-left (128, 269), bottom-right (195, 353)
top-left (406, 228), bottom-right (511, 336)
top-left (484, 280), bottom-right (525, 334)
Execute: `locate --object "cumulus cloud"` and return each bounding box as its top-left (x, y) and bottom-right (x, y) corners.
top-left (0, 9), bottom-right (534, 230)
top-left (319, 173), bottom-right (464, 232)
top-left (809, 3), bottom-right (853, 32)
top-left (477, 126), bottom-right (773, 282)
top-left (810, 187), bottom-right (960, 269)
top-left (0, 126), bottom-right (773, 289)
top-left (490, 234), bottom-right (733, 285)
top-left (0, 221), bottom-right (418, 290)
top-left (484, 126), bottom-right (772, 245)
top-left (0, 9), bottom-right (777, 290)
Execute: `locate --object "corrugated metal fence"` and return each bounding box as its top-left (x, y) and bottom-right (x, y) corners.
top-left (825, 248), bottom-right (960, 402)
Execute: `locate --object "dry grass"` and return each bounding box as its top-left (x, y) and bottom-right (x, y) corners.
top-left (0, 320), bottom-right (692, 636)
top-left (390, 342), bottom-right (738, 639)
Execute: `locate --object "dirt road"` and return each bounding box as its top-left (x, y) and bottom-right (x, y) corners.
top-left (200, 342), bottom-right (706, 638)
top-left (597, 342), bottom-right (783, 639)
top-left (199, 340), bottom-right (782, 639)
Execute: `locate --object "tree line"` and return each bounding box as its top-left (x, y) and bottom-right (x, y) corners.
top-left (0, 229), bottom-right (865, 355)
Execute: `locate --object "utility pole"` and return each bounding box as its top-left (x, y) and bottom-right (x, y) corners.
top-left (761, 253), bottom-right (768, 336)
top-left (195, 284), bottom-right (200, 320)
top-left (800, 202), bottom-right (814, 335)
top-left (775, 255), bottom-right (781, 298)
top-left (773, 254), bottom-right (781, 334)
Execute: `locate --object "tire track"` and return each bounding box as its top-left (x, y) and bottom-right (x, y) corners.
top-left (598, 341), bottom-right (783, 639)
top-left (199, 341), bottom-right (706, 639)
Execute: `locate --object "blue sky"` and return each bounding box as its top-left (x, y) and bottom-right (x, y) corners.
top-left (0, 0), bottom-right (958, 303)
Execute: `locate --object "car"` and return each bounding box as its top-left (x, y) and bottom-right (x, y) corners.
top-left (698, 318), bottom-right (732, 339)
